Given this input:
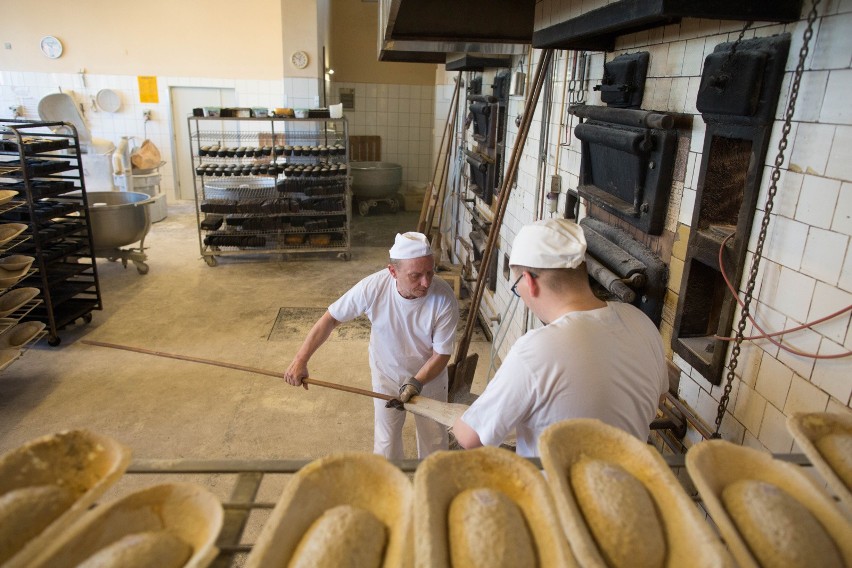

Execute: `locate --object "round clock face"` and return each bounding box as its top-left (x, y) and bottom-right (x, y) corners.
top-left (40, 35), bottom-right (63, 59)
top-left (291, 50), bottom-right (309, 69)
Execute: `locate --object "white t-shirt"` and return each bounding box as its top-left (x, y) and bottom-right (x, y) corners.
top-left (461, 302), bottom-right (667, 457)
top-left (328, 269), bottom-right (459, 381)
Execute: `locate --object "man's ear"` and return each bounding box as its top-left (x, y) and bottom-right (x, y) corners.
top-left (387, 263), bottom-right (397, 278)
top-left (526, 271), bottom-right (540, 297)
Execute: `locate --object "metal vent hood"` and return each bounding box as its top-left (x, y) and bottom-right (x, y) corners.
top-left (533, 0), bottom-right (804, 51)
top-left (378, 0), bottom-right (533, 63)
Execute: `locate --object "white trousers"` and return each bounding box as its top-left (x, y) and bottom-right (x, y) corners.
top-left (371, 370), bottom-right (449, 460)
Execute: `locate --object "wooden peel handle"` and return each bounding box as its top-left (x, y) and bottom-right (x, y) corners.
top-left (81, 340), bottom-right (395, 402)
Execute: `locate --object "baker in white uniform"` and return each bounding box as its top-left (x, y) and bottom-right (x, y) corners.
top-left (453, 219), bottom-right (667, 457)
top-left (285, 232), bottom-right (459, 459)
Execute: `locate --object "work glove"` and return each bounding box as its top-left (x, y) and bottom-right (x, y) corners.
top-left (398, 377), bottom-right (423, 403)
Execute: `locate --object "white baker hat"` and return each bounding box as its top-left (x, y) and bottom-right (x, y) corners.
top-left (509, 219), bottom-right (587, 269)
top-left (389, 232), bottom-right (433, 259)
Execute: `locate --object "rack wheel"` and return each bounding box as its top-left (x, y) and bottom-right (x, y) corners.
top-left (358, 201), bottom-right (371, 216)
top-left (389, 198), bottom-right (399, 212)
top-left (82, 313), bottom-right (93, 324)
top-left (339, 252), bottom-right (351, 261)
top-left (48, 335), bottom-right (61, 347)
top-left (135, 262), bottom-right (150, 275)
top-left (205, 256), bottom-right (218, 267)
top-left (107, 257), bottom-right (118, 262)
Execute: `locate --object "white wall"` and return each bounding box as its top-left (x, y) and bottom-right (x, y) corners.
top-left (329, 80), bottom-right (434, 188)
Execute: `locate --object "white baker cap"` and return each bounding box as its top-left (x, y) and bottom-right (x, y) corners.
top-left (389, 232), bottom-right (433, 259)
top-left (509, 219), bottom-right (587, 269)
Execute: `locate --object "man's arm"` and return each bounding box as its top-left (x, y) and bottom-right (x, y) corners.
top-left (414, 351), bottom-right (451, 386)
top-left (398, 351), bottom-right (450, 402)
top-left (452, 416), bottom-right (483, 449)
top-left (284, 311), bottom-right (341, 389)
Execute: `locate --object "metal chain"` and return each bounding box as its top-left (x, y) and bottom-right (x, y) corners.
top-left (714, 0), bottom-right (822, 436)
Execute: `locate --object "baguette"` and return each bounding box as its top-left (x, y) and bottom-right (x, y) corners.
top-left (815, 432), bottom-right (852, 490)
top-left (721, 479), bottom-right (843, 568)
top-left (570, 457), bottom-right (666, 568)
top-left (75, 530), bottom-right (192, 568)
top-left (288, 505), bottom-right (386, 568)
top-left (0, 485), bottom-right (75, 564)
top-left (448, 488), bottom-right (537, 568)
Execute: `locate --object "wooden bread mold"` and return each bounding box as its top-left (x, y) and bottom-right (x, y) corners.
top-left (0, 429), bottom-right (131, 568)
top-left (28, 482), bottom-right (224, 568)
top-left (414, 445), bottom-right (576, 568)
top-left (245, 452), bottom-right (413, 568)
top-left (685, 439), bottom-right (852, 568)
top-left (787, 411), bottom-right (852, 512)
top-left (539, 418), bottom-right (732, 568)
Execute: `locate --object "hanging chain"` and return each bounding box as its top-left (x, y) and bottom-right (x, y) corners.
top-left (714, 0), bottom-right (822, 436)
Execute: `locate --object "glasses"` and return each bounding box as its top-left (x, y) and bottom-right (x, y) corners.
top-left (510, 271), bottom-right (537, 297)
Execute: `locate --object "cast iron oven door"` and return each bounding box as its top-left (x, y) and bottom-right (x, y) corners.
top-left (465, 149), bottom-right (494, 205)
top-left (573, 106), bottom-right (677, 235)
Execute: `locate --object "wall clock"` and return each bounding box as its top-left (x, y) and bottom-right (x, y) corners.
top-left (40, 35), bottom-right (64, 59)
top-left (291, 50), bottom-right (309, 69)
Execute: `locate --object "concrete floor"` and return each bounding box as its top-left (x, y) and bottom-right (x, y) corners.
top-left (0, 200), bottom-right (491, 556)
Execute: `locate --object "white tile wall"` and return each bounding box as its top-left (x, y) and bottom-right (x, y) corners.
top-left (801, 227), bottom-right (849, 284)
top-left (754, 355), bottom-right (793, 410)
top-left (329, 80), bottom-right (434, 187)
top-left (795, 174), bottom-right (841, 228)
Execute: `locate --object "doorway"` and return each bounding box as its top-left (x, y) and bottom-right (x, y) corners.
top-left (169, 87), bottom-right (236, 200)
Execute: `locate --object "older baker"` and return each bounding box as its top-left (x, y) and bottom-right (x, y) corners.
top-left (285, 232), bottom-right (459, 459)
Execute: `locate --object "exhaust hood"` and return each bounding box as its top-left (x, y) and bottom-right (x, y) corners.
top-left (378, 0), bottom-right (532, 63)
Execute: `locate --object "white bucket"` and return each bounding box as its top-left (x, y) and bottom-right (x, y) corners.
top-left (329, 103), bottom-right (343, 119)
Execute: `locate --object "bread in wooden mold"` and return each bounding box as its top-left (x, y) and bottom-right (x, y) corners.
top-left (28, 482), bottom-right (223, 568)
top-left (448, 487), bottom-right (537, 568)
top-left (787, 411), bottom-right (852, 511)
top-left (539, 418), bottom-right (732, 568)
top-left (0, 485), bottom-right (75, 563)
top-left (570, 457), bottom-right (666, 568)
top-left (245, 453), bottom-right (412, 568)
top-left (289, 504), bottom-right (387, 568)
top-left (686, 439), bottom-right (852, 568)
top-left (414, 446), bottom-right (575, 568)
top-left (721, 479), bottom-right (843, 568)
top-left (0, 430), bottom-right (130, 568)
top-left (75, 530), bottom-right (193, 568)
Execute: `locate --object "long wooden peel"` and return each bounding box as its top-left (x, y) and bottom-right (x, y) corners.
top-left (449, 48), bottom-right (555, 396)
top-left (81, 340), bottom-right (468, 427)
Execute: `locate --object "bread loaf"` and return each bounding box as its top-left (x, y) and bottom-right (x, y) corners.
top-left (721, 479), bottom-right (843, 568)
top-left (0, 484), bottom-right (75, 563)
top-left (288, 505), bottom-right (386, 568)
top-left (447, 488), bottom-right (537, 568)
top-left (815, 432), bottom-right (852, 490)
top-left (570, 457), bottom-right (666, 568)
top-left (75, 530), bottom-right (193, 568)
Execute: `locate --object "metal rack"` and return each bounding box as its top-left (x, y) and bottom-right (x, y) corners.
top-left (188, 116), bottom-right (352, 265)
top-left (124, 453), bottom-right (813, 566)
top-left (0, 119), bottom-right (102, 346)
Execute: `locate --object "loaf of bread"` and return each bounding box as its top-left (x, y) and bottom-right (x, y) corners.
top-left (721, 479), bottom-right (843, 568)
top-left (74, 530), bottom-right (192, 568)
top-left (288, 505), bottom-right (386, 568)
top-left (815, 432), bottom-right (852, 490)
top-left (570, 457), bottom-right (666, 568)
top-left (447, 488), bottom-right (537, 568)
top-left (0, 485), bottom-right (75, 564)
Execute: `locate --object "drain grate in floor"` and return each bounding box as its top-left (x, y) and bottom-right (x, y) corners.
top-left (268, 306), bottom-right (487, 342)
